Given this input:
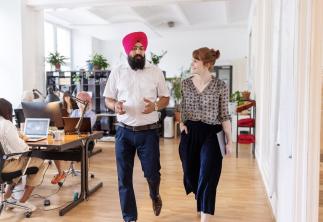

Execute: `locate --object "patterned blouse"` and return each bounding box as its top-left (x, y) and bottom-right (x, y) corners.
top-left (181, 75), bottom-right (231, 125)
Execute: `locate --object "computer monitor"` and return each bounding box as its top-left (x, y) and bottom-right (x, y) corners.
top-left (21, 102), bottom-right (64, 129)
top-left (47, 102), bottom-right (64, 129)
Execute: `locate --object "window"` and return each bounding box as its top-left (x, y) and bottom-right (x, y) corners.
top-left (44, 22), bottom-right (72, 71)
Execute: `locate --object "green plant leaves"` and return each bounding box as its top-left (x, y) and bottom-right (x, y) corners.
top-left (46, 51), bottom-right (68, 66)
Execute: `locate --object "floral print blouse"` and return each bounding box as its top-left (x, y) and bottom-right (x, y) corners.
top-left (181, 75), bottom-right (231, 125)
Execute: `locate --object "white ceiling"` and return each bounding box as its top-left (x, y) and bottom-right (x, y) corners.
top-left (27, 0), bottom-right (252, 40)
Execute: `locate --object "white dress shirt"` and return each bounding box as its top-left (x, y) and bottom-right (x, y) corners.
top-left (103, 62), bottom-right (169, 126)
top-left (0, 116), bottom-right (29, 158)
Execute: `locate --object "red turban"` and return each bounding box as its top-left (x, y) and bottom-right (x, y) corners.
top-left (122, 31), bottom-right (148, 55)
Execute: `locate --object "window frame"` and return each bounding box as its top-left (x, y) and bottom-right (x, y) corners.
top-left (44, 21), bottom-right (72, 70)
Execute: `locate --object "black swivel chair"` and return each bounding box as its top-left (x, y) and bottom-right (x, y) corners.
top-left (0, 142), bottom-right (39, 218)
top-left (14, 109), bottom-right (25, 129)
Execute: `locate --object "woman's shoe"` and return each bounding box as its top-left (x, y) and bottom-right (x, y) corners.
top-left (51, 172), bottom-right (66, 184)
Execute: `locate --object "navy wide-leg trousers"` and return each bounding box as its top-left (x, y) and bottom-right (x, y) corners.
top-left (179, 120), bottom-right (223, 215)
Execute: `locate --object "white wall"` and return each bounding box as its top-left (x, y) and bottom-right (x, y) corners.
top-left (22, 5), bottom-right (45, 95)
top-left (250, 0), bottom-right (321, 221)
top-left (0, 0), bottom-right (24, 108)
top-left (0, 0), bottom-right (44, 108)
top-left (72, 30), bottom-right (92, 70)
top-left (91, 28), bottom-right (249, 90)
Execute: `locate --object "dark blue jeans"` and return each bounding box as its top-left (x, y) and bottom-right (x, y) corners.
top-left (115, 126), bottom-right (161, 222)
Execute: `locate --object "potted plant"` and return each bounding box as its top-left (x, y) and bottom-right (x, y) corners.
top-left (149, 51), bottom-right (167, 65)
top-left (229, 90), bottom-right (246, 115)
top-left (46, 51), bottom-right (67, 71)
top-left (89, 53), bottom-right (109, 70)
top-left (171, 77), bottom-right (182, 121)
top-left (230, 91), bottom-right (243, 105)
top-left (241, 90), bottom-right (251, 101)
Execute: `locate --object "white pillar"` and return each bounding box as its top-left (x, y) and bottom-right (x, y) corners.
top-left (0, 0), bottom-right (44, 108)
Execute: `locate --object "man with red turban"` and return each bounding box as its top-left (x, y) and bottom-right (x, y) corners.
top-left (104, 31), bottom-right (169, 222)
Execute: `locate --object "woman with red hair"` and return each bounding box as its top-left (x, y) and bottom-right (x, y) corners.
top-left (179, 47), bottom-right (233, 222)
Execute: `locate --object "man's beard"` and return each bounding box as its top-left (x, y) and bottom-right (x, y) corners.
top-left (128, 54), bottom-right (146, 70)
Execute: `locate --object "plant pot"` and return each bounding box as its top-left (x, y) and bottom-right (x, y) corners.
top-left (55, 63), bottom-right (61, 71)
top-left (241, 91), bottom-right (250, 101)
top-left (93, 65), bottom-right (102, 71)
top-left (174, 111), bottom-right (181, 122)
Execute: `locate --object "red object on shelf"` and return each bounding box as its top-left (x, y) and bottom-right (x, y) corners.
top-left (237, 118), bottom-right (255, 127)
top-left (238, 134), bottom-right (255, 144)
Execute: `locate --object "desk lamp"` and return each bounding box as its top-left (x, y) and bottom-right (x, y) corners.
top-left (32, 89), bottom-right (46, 100)
top-left (45, 87), bottom-right (60, 103)
top-left (69, 95), bottom-right (89, 137)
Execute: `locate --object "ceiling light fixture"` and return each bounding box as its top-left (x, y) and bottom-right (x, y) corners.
top-left (167, 21), bottom-right (175, 28)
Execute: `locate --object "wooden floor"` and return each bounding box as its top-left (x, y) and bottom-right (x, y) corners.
top-left (0, 139), bottom-right (275, 222)
top-left (320, 163), bottom-right (323, 221)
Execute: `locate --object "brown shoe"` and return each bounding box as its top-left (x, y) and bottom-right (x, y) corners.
top-left (152, 194), bottom-right (162, 216)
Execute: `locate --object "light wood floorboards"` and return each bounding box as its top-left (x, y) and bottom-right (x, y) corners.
top-left (0, 139), bottom-right (274, 222)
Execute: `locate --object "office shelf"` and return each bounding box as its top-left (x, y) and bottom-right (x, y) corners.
top-left (235, 100), bottom-right (256, 158)
top-left (46, 70), bottom-right (111, 114)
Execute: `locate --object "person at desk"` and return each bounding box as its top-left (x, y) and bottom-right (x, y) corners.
top-left (104, 31), bottom-right (169, 222)
top-left (61, 91), bottom-right (78, 117)
top-left (51, 91), bottom-right (96, 185)
top-left (0, 98), bottom-right (47, 211)
top-left (70, 91), bottom-right (96, 127)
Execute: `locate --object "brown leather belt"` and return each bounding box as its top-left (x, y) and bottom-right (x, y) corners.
top-left (117, 122), bottom-right (160, 132)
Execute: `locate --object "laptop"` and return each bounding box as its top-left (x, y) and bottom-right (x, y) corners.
top-left (63, 117), bottom-right (92, 135)
top-left (24, 118), bottom-right (50, 142)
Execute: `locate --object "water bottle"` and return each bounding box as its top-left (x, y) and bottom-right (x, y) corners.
top-left (73, 191), bottom-right (79, 201)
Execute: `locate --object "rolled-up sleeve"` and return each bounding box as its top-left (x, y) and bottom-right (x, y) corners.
top-left (180, 80), bottom-right (187, 122)
top-left (157, 70), bottom-right (170, 97)
top-left (103, 68), bottom-right (118, 99)
top-left (218, 81), bottom-right (231, 122)
top-left (5, 122), bottom-right (29, 154)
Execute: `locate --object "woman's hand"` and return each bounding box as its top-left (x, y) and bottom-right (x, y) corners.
top-left (19, 132), bottom-right (29, 142)
top-left (179, 122), bottom-right (188, 134)
top-left (225, 140), bottom-right (233, 155)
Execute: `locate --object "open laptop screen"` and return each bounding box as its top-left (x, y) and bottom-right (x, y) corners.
top-left (24, 118), bottom-right (50, 136)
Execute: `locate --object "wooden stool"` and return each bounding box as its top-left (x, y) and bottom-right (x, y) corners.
top-left (174, 121), bottom-right (180, 139)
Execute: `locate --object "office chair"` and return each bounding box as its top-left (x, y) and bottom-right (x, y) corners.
top-left (14, 109), bottom-right (25, 129)
top-left (0, 142), bottom-right (39, 218)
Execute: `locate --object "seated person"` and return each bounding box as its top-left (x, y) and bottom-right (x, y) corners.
top-left (21, 90), bottom-right (35, 103)
top-left (61, 91), bottom-right (78, 117)
top-left (51, 91), bottom-right (96, 185)
top-left (0, 98), bottom-right (47, 211)
top-left (70, 91), bottom-right (96, 128)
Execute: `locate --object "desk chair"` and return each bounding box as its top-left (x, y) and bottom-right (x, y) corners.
top-left (14, 109), bottom-right (25, 129)
top-left (0, 143), bottom-right (38, 218)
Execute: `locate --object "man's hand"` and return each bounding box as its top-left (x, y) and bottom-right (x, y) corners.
top-left (142, 98), bottom-right (155, 114)
top-left (114, 100), bottom-right (126, 115)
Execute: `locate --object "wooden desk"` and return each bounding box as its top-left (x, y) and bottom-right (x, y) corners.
top-left (27, 131), bottom-right (104, 216)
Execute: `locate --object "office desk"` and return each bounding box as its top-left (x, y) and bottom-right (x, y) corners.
top-left (27, 131), bottom-right (104, 216)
